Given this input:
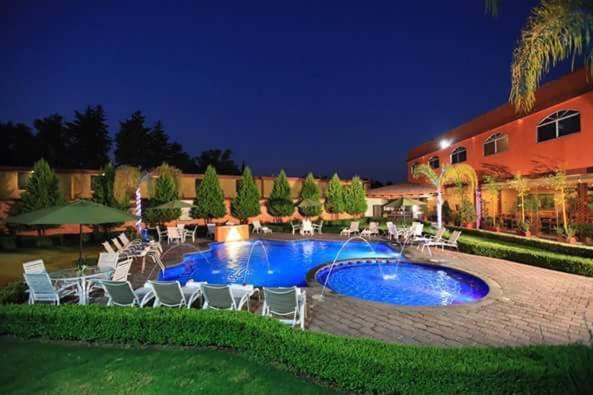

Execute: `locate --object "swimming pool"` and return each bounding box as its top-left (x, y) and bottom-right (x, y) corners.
top-left (159, 239), bottom-right (400, 287)
top-left (316, 259), bottom-right (489, 306)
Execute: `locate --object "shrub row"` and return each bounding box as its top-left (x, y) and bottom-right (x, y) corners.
top-left (449, 226), bottom-right (593, 259)
top-left (1, 304), bottom-right (592, 394)
top-left (455, 234), bottom-right (593, 277)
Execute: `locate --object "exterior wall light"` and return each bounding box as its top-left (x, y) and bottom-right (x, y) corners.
top-left (439, 139), bottom-right (451, 150)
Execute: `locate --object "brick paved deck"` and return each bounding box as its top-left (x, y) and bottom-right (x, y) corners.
top-left (139, 234), bottom-right (593, 347)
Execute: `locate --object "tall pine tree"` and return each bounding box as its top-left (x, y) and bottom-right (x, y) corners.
top-left (325, 173), bottom-right (345, 215)
top-left (34, 114), bottom-right (70, 168)
top-left (115, 111), bottom-right (151, 168)
top-left (267, 169), bottom-right (294, 218)
top-left (232, 166), bottom-right (260, 223)
top-left (144, 163), bottom-right (181, 225)
top-left (191, 165), bottom-right (226, 222)
top-left (344, 176), bottom-right (367, 217)
top-left (92, 162), bottom-right (118, 208)
top-left (298, 172), bottom-right (322, 217)
top-left (0, 122), bottom-right (37, 166)
top-left (65, 105), bottom-right (111, 169)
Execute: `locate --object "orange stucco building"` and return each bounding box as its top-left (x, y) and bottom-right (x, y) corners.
top-left (399, 67), bottom-right (593, 230)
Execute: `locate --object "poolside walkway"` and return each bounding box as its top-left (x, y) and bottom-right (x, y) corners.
top-left (146, 234), bottom-right (593, 347)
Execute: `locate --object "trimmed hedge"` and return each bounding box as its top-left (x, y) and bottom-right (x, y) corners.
top-left (457, 235), bottom-right (593, 277)
top-left (449, 226), bottom-right (593, 259)
top-left (1, 304), bottom-right (592, 393)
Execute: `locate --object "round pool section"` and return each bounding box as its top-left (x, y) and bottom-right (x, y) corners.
top-left (315, 259), bottom-right (489, 306)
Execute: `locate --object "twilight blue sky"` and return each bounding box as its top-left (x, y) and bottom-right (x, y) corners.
top-left (1, 0), bottom-right (544, 182)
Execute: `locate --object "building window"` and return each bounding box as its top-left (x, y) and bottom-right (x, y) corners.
top-left (537, 110), bottom-right (580, 143)
top-left (235, 179), bottom-right (241, 193)
top-left (17, 172), bottom-right (32, 190)
top-left (483, 133), bottom-right (508, 156)
top-left (428, 156), bottom-right (440, 169)
top-left (410, 162), bottom-right (419, 175)
top-left (451, 147), bottom-right (467, 164)
top-left (194, 179), bottom-right (202, 190)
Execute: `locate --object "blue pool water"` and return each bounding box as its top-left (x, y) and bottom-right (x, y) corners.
top-left (316, 260), bottom-right (489, 306)
top-left (160, 239), bottom-right (399, 287)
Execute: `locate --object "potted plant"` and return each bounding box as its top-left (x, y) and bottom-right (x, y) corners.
top-left (518, 221), bottom-right (531, 237)
top-left (459, 200), bottom-right (476, 229)
top-left (565, 225), bottom-right (577, 244)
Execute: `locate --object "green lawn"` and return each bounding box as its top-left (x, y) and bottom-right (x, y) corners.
top-left (0, 337), bottom-right (331, 394)
top-left (0, 246), bottom-right (102, 286)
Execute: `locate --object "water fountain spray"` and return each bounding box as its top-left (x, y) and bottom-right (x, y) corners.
top-left (243, 240), bottom-right (273, 284)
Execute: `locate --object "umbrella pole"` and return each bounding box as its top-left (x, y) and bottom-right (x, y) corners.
top-left (79, 224), bottom-right (83, 265)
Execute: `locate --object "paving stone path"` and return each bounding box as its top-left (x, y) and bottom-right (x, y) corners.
top-left (147, 235), bottom-right (593, 347)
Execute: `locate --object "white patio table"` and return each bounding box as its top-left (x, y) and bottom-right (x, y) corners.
top-left (50, 267), bottom-right (112, 305)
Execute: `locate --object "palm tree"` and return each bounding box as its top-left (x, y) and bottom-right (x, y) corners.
top-left (486, 0), bottom-right (593, 112)
top-left (413, 163), bottom-right (478, 229)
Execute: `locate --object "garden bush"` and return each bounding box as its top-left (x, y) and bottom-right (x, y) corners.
top-left (0, 282), bottom-right (26, 305)
top-left (449, 226), bottom-right (593, 259)
top-left (0, 304), bottom-right (592, 394)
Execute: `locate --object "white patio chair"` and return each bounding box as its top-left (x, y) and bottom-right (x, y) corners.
top-left (423, 230), bottom-right (462, 253)
top-left (300, 219), bottom-right (314, 236)
top-left (24, 272), bottom-right (80, 305)
top-left (417, 228), bottom-right (446, 250)
top-left (340, 221), bottom-right (360, 236)
top-left (148, 280), bottom-right (203, 308)
top-left (101, 280), bottom-right (155, 307)
top-left (184, 226), bottom-right (198, 242)
top-left (167, 227), bottom-right (182, 244)
top-left (262, 287), bottom-right (306, 330)
top-left (252, 220), bottom-right (272, 234)
top-left (206, 223), bottom-right (216, 239)
top-left (200, 283), bottom-right (257, 311)
top-left (97, 252), bottom-right (120, 272)
top-left (290, 221), bottom-right (301, 235)
top-left (156, 226), bottom-right (168, 244)
top-left (312, 220), bottom-right (324, 234)
top-left (361, 222), bottom-right (379, 238)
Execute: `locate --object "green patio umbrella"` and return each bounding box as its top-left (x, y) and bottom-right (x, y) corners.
top-left (297, 198), bottom-right (320, 208)
top-left (7, 200), bottom-right (136, 263)
top-left (382, 197), bottom-right (426, 211)
top-left (150, 200), bottom-right (194, 209)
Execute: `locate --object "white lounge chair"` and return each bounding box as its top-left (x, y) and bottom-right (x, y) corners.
top-left (97, 252), bottom-right (120, 272)
top-left (148, 280), bottom-right (203, 308)
top-left (423, 230), bottom-right (462, 252)
top-left (200, 283), bottom-right (258, 311)
top-left (300, 219), bottom-right (314, 236)
top-left (24, 272), bottom-right (80, 305)
top-left (262, 287), bottom-right (306, 330)
top-left (101, 280), bottom-right (155, 307)
top-left (340, 221), bottom-right (360, 236)
top-left (386, 223), bottom-right (399, 241)
top-left (86, 257), bottom-right (132, 299)
top-left (252, 220), bottom-right (272, 235)
top-left (361, 222), bottom-right (379, 238)
top-left (102, 241), bottom-right (117, 254)
top-left (23, 259), bottom-right (46, 273)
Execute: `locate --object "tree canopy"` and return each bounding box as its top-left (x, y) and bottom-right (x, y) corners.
top-left (344, 176), bottom-right (367, 217)
top-left (325, 173), bottom-right (345, 214)
top-left (487, 0), bottom-right (593, 112)
top-left (144, 163), bottom-right (181, 225)
top-left (191, 165), bottom-right (226, 221)
top-left (65, 105), bottom-right (112, 169)
top-left (17, 159), bottom-right (63, 215)
top-left (232, 166), bottom-right (261, 223)
top-left (194, 149), bottom-right (241, 175)
top-left (298, 173), bottom-right (322, 217)
top-left (267, 170), bottom-right (294, 218)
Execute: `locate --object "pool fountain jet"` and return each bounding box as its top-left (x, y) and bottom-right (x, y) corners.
top-left (315, 236), bottom-right (389, 302)
top-left (243, 240), bottom-right (273, 284)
